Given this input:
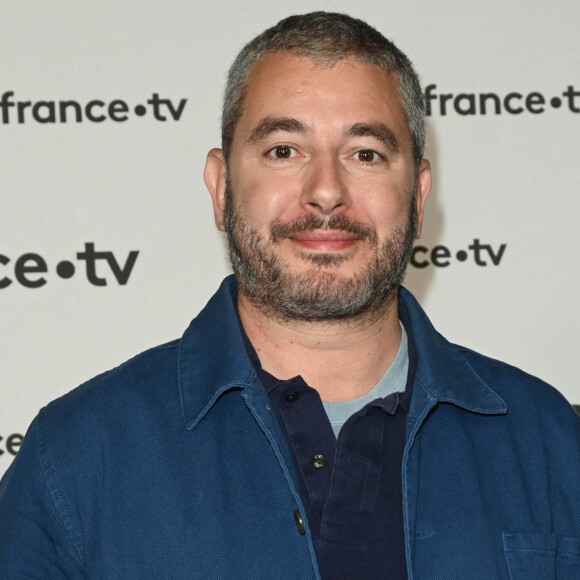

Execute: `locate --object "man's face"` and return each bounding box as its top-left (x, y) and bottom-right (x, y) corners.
top-left (206, 52), bottom-right (431, 321)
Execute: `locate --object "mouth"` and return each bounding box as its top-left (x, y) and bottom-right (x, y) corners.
top-left (289, 229), bottom-right (360, 252)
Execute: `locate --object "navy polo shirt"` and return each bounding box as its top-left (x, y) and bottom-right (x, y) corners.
top-left (237, 301), bottom-right (418, 580)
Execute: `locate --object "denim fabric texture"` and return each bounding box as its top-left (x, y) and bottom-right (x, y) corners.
top-left (1, 275), bottom-right (579, 579)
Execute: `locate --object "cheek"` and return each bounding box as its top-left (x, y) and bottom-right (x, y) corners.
top-left (352, 182), bottom-right (411, 229)
top-left (233, 172), bottom-right (302, 224)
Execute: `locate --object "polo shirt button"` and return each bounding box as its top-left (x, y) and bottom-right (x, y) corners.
top-left (294, 509), bottom-right (306, 535)
top-left (312, 454), bottom-right (326, 468)
top-left (285, 392), bottom-right (299, 402)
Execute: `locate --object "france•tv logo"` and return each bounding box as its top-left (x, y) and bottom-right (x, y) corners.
top-left (0, 243), bottom-right (138, 288)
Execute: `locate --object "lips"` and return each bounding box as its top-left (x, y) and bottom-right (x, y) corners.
top-left (289, 229), bottom-right (359, 251)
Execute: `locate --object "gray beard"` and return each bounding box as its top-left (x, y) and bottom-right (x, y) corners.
top-left (224, 183), bottom-right (417, 322)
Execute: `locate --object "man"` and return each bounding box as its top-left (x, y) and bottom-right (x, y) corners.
top-left (1, 11), bottom-right (579, 580)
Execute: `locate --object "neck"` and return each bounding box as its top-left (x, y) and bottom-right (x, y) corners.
top-left (238, 290), bottom-right (402, 401)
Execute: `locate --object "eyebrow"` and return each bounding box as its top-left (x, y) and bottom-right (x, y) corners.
top-left (246, 117), bottom-right (308, 145)
top-left (344, 122), bottom-right (399, 152)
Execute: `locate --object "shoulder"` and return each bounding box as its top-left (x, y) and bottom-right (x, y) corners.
top-left (0, 339), bottom-right (185, 572)
top-left (38, 339), bottom-right (182, 444)
top-left (456, 344), bottom-right (579, 427)
top-left (52, 338), bottom-right (179, 404)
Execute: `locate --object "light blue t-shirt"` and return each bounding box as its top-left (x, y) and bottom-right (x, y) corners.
top-left (322, 324), bottom-right (408, 437)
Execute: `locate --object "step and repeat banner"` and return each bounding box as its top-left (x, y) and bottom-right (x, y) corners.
top-left (1, 0), bottom-right (578, 474)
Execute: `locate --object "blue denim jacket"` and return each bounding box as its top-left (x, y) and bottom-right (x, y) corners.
top-left (1, 276), bottom-right (579, 579)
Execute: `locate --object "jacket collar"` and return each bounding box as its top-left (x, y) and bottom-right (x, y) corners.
top-left (178, 277), bottom-right (507, 429)
top-left (178, 276), bottom-right (258, 429)
top-left (398, 287), bottom-right (507, 419)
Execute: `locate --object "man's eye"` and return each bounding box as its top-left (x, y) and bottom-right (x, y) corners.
top-left (356, 150), bottom-right (380, 163)
top-left (269, 145), bottom-right (294, 159)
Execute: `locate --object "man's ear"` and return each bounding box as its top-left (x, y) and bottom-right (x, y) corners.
top-left (204, 148), bottom-right (228, 231)
top-left (414, 159), bottom-right (432, 238)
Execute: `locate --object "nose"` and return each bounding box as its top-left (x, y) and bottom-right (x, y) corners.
top-left (300, 155), bottom-right (349, 215)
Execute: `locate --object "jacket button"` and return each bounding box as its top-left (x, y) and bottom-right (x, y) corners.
top-left (285, 392), bottom-right (299, 402)
top-left (294, 509), bottom-right (306, 535)
top-left (312, 454), bottom-right (326, 468)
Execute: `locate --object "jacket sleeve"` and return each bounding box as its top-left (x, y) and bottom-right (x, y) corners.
top-left (0, 416), bottom-right (83, 579)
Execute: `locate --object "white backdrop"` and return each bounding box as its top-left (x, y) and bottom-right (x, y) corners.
top-left (1, 0), bottom-right (578, 475)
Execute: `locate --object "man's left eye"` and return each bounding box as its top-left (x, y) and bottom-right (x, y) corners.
top-left (356, 150), bottom-right (381, 163)
top-left (268, 145), bottom-right (295, 159)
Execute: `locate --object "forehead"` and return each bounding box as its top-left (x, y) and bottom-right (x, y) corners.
top-left (235, 52), bottom-right (410, 147)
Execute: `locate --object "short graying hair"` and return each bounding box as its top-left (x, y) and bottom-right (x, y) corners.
top-left (221, 11), bottom-right (425, 168)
